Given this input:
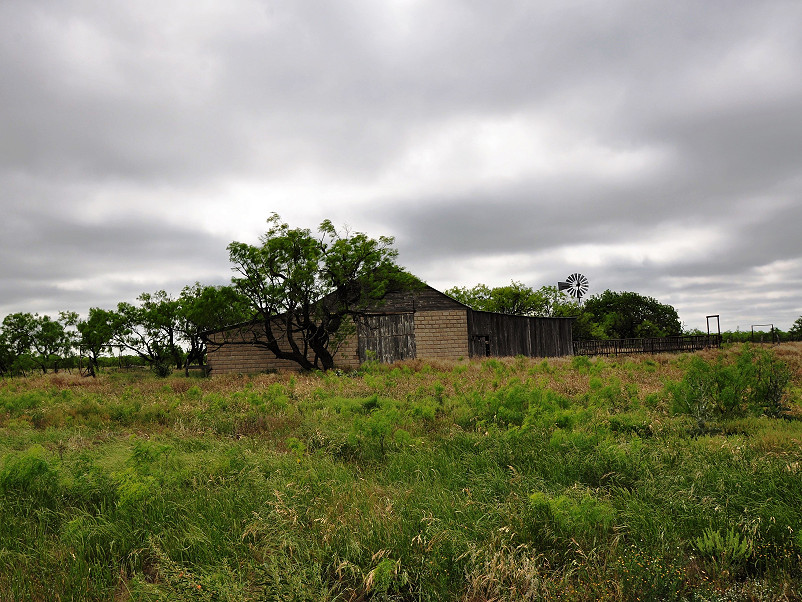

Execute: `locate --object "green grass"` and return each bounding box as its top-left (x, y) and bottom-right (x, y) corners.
top-left (1, 344), bottom-right (802, 600)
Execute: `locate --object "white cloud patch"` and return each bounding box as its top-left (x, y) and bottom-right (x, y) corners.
top-left (373, 113), bottom-right (673, 200)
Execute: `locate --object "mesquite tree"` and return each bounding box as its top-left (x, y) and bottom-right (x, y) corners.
top-left (0, 312), bottom-right (72, 373)
top-left (61, 309), bottom-right (116, 377)
top-left (581, 290), bottom-right (682, 339)
top-left (178, 283), bottom-right (251, 374)
top-left (445, 282), bottom-right (580, 317)
top-left (111, 292), bottom-right (184, 376)
top-left (223, 214), bottom-right (415, 371)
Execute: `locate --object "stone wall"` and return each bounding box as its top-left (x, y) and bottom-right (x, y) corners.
top-left (413, 309), bottom-right (469, 361)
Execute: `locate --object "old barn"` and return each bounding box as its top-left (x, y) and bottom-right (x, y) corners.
top-left (205, 285), bottom-right (574, 373)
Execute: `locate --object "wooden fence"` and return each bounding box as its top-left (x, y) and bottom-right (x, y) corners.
top-left (573, 334), bottom-right (722, 357)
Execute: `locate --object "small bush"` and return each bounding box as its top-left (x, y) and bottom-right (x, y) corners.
top-left (0, 445), bottom-right (59, 504)
top-left (151, 361), bottom-right (173, 378)
top-left (670, 346), bottom-right (794, 427)
top-left (351, 399), bottom-right (400, 459)
top-left (529, 488), bottom-right (616, 548)
top-left (746, 347), bottom-right (793, 418)
top-left (570, 355), bottom-right (592, 373)
top-left (694, 527), bottom-right (753, 576)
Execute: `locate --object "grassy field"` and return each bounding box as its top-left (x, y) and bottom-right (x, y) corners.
top-left (1, 344), bottom-right (802, 601)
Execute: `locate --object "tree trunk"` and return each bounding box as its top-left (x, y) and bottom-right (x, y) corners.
top-left (309, 324), bottom-right (335, 371)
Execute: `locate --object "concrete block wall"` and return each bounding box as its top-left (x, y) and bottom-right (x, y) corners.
top-left (207, 340), bottom-right (299, 373)
top-left (413, 309), bottom-right (469, 361)
top-left (208, 309), bottom-right (472, 373)
top-left (207, 326), bottom-right (360, 374)
top-left (331, 331), bottom-right (360, 370)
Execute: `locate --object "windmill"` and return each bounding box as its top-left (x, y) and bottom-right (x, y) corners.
top-left (558, 273), bottom-right (589, 304)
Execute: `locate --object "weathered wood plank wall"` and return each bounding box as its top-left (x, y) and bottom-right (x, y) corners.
top-left (467, 311), bottom-right (574, 358)
top-left (530, 317), bottom-right (575, 357)
top-left (357, 314), bottom-right (416, 364)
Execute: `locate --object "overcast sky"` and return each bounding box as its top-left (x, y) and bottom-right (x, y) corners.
top-left (2, 0), bottom-right (801, 331)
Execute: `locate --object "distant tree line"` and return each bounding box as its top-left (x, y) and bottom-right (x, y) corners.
top-left (0, 284), bottom-right (251, 378)
top-left (3, 213), bottom-right (801, 378)
top-left (687, 318), bottom-right (802, 345)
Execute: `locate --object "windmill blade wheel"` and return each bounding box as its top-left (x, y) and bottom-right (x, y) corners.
top-left (560, 273), bottom-right (589, 299)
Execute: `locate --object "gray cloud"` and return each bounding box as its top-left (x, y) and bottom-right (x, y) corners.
top-left (0, 207), bottom-right (232, 314)
top-left (1, 0), bottom-right (801, 331)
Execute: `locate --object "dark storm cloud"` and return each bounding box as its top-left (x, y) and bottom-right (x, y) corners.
top-left (0, 0), bottom-right (800, 329)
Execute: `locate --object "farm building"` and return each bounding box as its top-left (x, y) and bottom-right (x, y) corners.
top-left (204, 285), bottom-right (574, 374)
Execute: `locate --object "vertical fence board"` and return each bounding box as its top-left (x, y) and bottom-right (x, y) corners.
top-left (467, 311), bottom-right (574, 358)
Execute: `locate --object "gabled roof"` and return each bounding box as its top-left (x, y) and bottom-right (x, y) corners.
top-left (201, 283), bottom-right (460, 336)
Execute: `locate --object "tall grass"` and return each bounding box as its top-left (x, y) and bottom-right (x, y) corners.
top-left (0, 343), bottom-right (801, 600)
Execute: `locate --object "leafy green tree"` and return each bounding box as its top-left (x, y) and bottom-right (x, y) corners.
top-left (0, 331), bottom-right (15, 376)
top-left (178, 283), bottom-right (251, 374)
top-left (534, 285), bottom-right (583, 318)
top-left (138, 291), bottom-right (184, 370)
top-left (580, 290), bottom-right (681, 340)
top-left (225, 214), bottom-right (416, 371)
top-left (33, 314), bottom-right (73, 373)
top-left (61, 309), bottom-right (116, 377)
top-left (111, 292), bottom-right (184, 376)
top-left (445, 282), bottom-right (580, 317)
top-left (2, 313), bottom-right (34, 354)
top-left (1, 312), bottom-right (72, 373)
top-left (0, 314), bottom-right (34, 375)
top-left (493, 282), bottom-right (549, 316)
top-left (789, 316), bottom-right (802, 341)
top-left (445, 283), bottom-right (494, 311)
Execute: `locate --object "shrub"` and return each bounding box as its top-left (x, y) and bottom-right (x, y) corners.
top-left (351, 399), bottom-right (400, 459)
top-left (0, 445), bottom-right (59, 505)
top-left (669, 346), bottom-right (794, 427)
top-left (151, 360), bottom-right (173, 378)
top-left (745, 347), bottom-right (793, 418)
top-left (694, 527), bottom-right (753, 576)
top-left (570, 355), bottom-right (592, 373)
top-left (529, 488), bottom-right (616, 548)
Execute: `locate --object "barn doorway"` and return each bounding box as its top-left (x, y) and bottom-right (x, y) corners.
top-left (357, 314), bottom-right (416, 364)
top-left (470, 334), bottom-right (491, 357)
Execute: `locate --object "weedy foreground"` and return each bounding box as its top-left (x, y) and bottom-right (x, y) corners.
top-left (1, 343), bottom-right (802, 601)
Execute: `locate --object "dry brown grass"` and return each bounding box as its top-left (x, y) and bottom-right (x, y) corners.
top-left (7, 341), bottom-right (802, 412)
